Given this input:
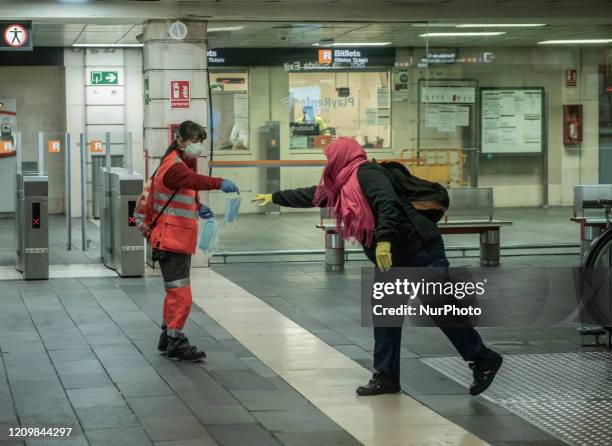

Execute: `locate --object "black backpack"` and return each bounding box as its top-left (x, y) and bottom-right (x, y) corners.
top-left (377, 160), bottom-right (449, 222)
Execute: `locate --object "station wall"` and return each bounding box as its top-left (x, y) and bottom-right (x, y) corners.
top-left (0, 66), bottom-right (66, 213)
top-left (64, 47), bottom-right (144, 218)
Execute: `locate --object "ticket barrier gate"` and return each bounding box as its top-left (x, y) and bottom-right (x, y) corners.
top-left (98, 167), bottom-right (144, 277)
top-left (15, 174), bottom-right (49, 280)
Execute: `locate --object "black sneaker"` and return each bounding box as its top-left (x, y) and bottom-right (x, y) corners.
top-left (167, 334), bottom-right (206, 362)
top-left (356, 373), bottom-right (401, 396)
top-left (157, 326), bottom-right (168, 352)
top-left (469, 354), bottom-right (503, 396)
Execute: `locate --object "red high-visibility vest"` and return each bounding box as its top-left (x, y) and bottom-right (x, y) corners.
top-left (149, 151), bottom-right (199, 254)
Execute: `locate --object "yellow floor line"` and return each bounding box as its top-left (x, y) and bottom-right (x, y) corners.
top-left (191, 269), bottom-right (489, 446)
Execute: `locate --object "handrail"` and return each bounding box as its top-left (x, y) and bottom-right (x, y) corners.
top-left (209, 242), bottom-right (580, 263)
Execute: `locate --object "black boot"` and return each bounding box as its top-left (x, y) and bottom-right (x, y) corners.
top-left (356, 372), bottom-right (401, 396)
top-left (157, 325), bottom-right (168, 353)
top-left (167, 333), bottom-right (206, 362)
top-left (469, 354), bottom-right (503, 395)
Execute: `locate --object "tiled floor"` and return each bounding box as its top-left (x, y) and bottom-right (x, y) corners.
top-left (211, 257), bottom-right (605, 446)
top-left (0, 205), bottom-right (604, 445)
top-left (191, 269), bottom-right (487, 446)
top-left (0, 275), bottom-right (360, 446)
top-left (423, 352), bottom-right (612, 446)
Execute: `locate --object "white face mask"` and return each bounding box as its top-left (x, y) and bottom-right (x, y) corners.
top-left (183, 142), bottom-right (204, 158)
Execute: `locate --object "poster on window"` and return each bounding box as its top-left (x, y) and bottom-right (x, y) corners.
top-left (480, 88), bottom-right (544, 154)
top-left (424, 104), bottom-right (471, 131)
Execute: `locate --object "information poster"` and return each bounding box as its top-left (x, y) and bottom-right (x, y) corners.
top-left (377, 88), bottom-right (390, 108)
top-left (365, 108), bottom-right (378, 126)
top-left (481, 88), bottom-right (543, 154)
top-left (424, 104), bottom-right (471, 132)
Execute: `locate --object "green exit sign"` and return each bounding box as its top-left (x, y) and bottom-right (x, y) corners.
top-left (90, 71), bottom-right (118, 85)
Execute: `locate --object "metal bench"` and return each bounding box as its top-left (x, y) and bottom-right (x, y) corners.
top-left (317, 187), bottom-right (512, 271)
top-left (440, 187), bottom-right (512, 267)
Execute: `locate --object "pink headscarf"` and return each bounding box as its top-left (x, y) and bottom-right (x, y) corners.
top-left (314, 138), bottom-right (376, 247)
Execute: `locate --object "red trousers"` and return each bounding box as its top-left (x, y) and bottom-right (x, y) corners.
top-left (158, 250), bottom-right (192, 330)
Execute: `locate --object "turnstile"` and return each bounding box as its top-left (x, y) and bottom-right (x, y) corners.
top-left (91, 154), bottom-right (123, 219)
top-left (99, 167), bottom-right (144, 277)
top-left (98, 167), bottom-right (113, 268)
top-left (15, 174), bottom-right (49, 279)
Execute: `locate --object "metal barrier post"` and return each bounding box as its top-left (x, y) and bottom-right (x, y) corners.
top-left (37, 132), bottom-right (45, 174)
top-left (80, 133), bottom-right (87, 251)
top-left (325, 229), bottom-right (345, 272)
top-left (65, 133), bottom-right (71, 250)
top-left (480, 229), bottom-right (500, 266)
top-left (321, 207), bottom-right (345, 272)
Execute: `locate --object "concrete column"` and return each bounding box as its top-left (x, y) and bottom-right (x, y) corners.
top-left (143, 20), bottom-right (208, 159)
top-left (143, 19), bottom-right (209, 267)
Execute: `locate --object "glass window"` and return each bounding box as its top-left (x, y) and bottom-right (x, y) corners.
top-left (288, 71), bottom-right (391, 150)
top-left (209, 70), bottom-right (249, 151)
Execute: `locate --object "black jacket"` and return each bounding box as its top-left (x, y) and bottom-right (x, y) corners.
top-left (272, 162), bottom-right (440, 260)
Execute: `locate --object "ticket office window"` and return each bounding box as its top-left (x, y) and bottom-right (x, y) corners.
top-left (209, 70), bottom-right (250, 152)
top-left (288, 71), bottom-right (391, 150)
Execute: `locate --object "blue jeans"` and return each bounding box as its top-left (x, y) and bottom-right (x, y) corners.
top-left (372, 236), bottom-right (497, 384)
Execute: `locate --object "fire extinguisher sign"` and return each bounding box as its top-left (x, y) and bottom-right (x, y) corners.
top-left (170, 80), bottom-right (190, 109)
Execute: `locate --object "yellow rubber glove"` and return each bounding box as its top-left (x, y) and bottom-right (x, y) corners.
top-left (251, 193), bottom-right (273, 207)
top-left (375, 241), bottom-right (392, 272)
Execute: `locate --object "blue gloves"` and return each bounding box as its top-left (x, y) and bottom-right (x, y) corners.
top-left (199, 204), bottom-right (214, 219)
top-left (220, 179), bottom-right (239, 193)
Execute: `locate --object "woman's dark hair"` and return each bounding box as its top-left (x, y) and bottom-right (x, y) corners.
top-left (163, 120), bottom-right (207, 158)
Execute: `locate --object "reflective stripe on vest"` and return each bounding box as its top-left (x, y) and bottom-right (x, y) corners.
top-left (153, 204), bottom-right (198, 220)
top-left (153, 191), bottom-right (196, 205)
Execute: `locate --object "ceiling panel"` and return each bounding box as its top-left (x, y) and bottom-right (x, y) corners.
top-left (28, 21), bottom-right (612, 48)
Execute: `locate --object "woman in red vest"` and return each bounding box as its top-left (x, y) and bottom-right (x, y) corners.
top-left (151, 120), bottom-right (238, 361)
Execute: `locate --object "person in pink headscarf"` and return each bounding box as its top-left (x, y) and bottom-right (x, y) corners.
top-left (253, 137), bottom-right (502, 396)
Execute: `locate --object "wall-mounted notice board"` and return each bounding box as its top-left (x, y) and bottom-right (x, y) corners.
top-left (480, 87), bottom-right (544, 154)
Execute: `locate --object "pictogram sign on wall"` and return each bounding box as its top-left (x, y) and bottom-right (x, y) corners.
top-left (170, 81), bottom-right (190, 109)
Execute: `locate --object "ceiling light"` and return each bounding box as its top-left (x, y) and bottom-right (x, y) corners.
top-left (420, 32), bottom-right (506, 37)
top-left (456, 24), bottom-right (546, 28)
top-left (538, 39), bottom-right (612, 45)
top-left (312, 42), bottom-right (391, 47)
top-left (72, 44), bottom-right (144, 48)
top-left (208, 26), bottom-right (244, 32)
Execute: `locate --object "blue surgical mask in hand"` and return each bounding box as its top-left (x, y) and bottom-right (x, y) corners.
top-left (198, 217), bottom-right (219, 257)
top-left (225, 195), bottom-right (241, 225)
